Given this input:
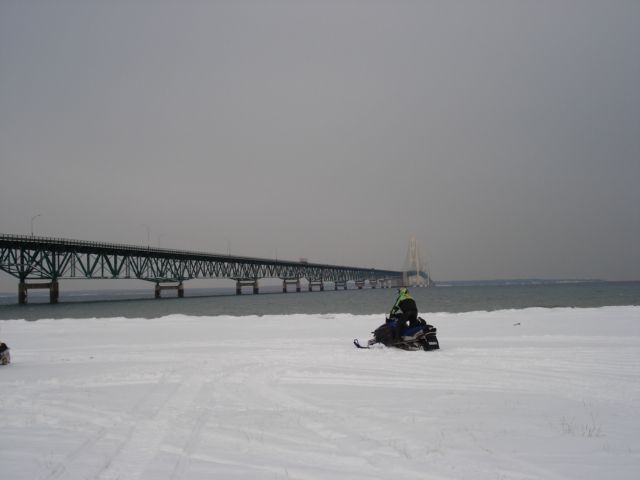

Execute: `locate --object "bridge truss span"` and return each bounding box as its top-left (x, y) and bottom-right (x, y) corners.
top-left (0, 234), bottom-right (402, 303)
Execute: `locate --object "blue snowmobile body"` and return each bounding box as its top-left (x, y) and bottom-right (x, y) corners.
top-left (354, 317), bottom-right (440, 351)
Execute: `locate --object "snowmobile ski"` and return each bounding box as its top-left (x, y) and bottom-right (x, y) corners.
top-left (353, 339), bottom-right (371, 349)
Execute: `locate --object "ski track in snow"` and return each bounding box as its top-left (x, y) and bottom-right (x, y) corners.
top-left (0, 307), bottom-right (639, 479)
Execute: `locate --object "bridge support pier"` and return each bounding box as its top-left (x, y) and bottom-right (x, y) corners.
top-left (51, 281), bottom-right (59, 303)
top-left (355, 280), bottom-right (365, 290)
top-left (308, 279), bottom-right (324, 292)
top-left (18, 280), bottom-right (59, 304)
top-left (281, 278), bottom-right (300, 293)
top-left (155, 282), bottom-right (184, 299)
top-left (334, 280), bottom-right (347, 291)
top-left (388, 277), bottom-right (402, 289)
top-left (236, 279), bottom-right (259, 295)
top-left (369, 279), bottom-right (378, 289)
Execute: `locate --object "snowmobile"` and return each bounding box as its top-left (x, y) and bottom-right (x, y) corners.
top-left (0, 342), bottom-right (10, 365)
top-left (354, 316), bottom-right (440, 351)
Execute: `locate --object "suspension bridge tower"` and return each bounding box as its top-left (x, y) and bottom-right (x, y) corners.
top-left (403, 236), bottom-right (434, 287)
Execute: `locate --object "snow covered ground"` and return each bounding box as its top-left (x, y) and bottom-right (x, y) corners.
top-left (1, 306), bottom-right (639, 479)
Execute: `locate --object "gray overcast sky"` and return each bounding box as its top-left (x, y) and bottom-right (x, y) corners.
top-left (1, 0), bottom-right (639, 290)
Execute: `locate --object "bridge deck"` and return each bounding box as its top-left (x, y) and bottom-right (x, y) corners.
top-left (0, 234), bottom-right (403, 303)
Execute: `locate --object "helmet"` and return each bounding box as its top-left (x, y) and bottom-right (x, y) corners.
top-left (398, 287), bottom-right (408, 295)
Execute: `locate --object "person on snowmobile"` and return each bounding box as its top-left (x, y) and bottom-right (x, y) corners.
top-left (389, 287), bottom-right (419, 340)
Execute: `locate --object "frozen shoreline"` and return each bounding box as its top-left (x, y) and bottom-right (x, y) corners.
top-left (1, 306), bottom-right (639, 479)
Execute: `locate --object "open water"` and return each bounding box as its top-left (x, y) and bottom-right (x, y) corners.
top-left (0, 281), bottom-right (638, 321)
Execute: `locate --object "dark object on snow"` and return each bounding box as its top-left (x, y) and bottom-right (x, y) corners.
top-left (354, 316), bottom-right (440, 351)
top-left (0, 342), bottom-right (10, 365)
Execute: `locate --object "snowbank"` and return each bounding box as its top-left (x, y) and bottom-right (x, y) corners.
top-left (1, 307), bottom-right (639, 479)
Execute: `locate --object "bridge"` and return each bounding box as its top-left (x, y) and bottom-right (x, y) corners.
top-left (0, 234), bottom-right (403, 304)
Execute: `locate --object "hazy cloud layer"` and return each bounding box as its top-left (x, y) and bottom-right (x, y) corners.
top-left (1, 0), bottom-right (639, 290)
